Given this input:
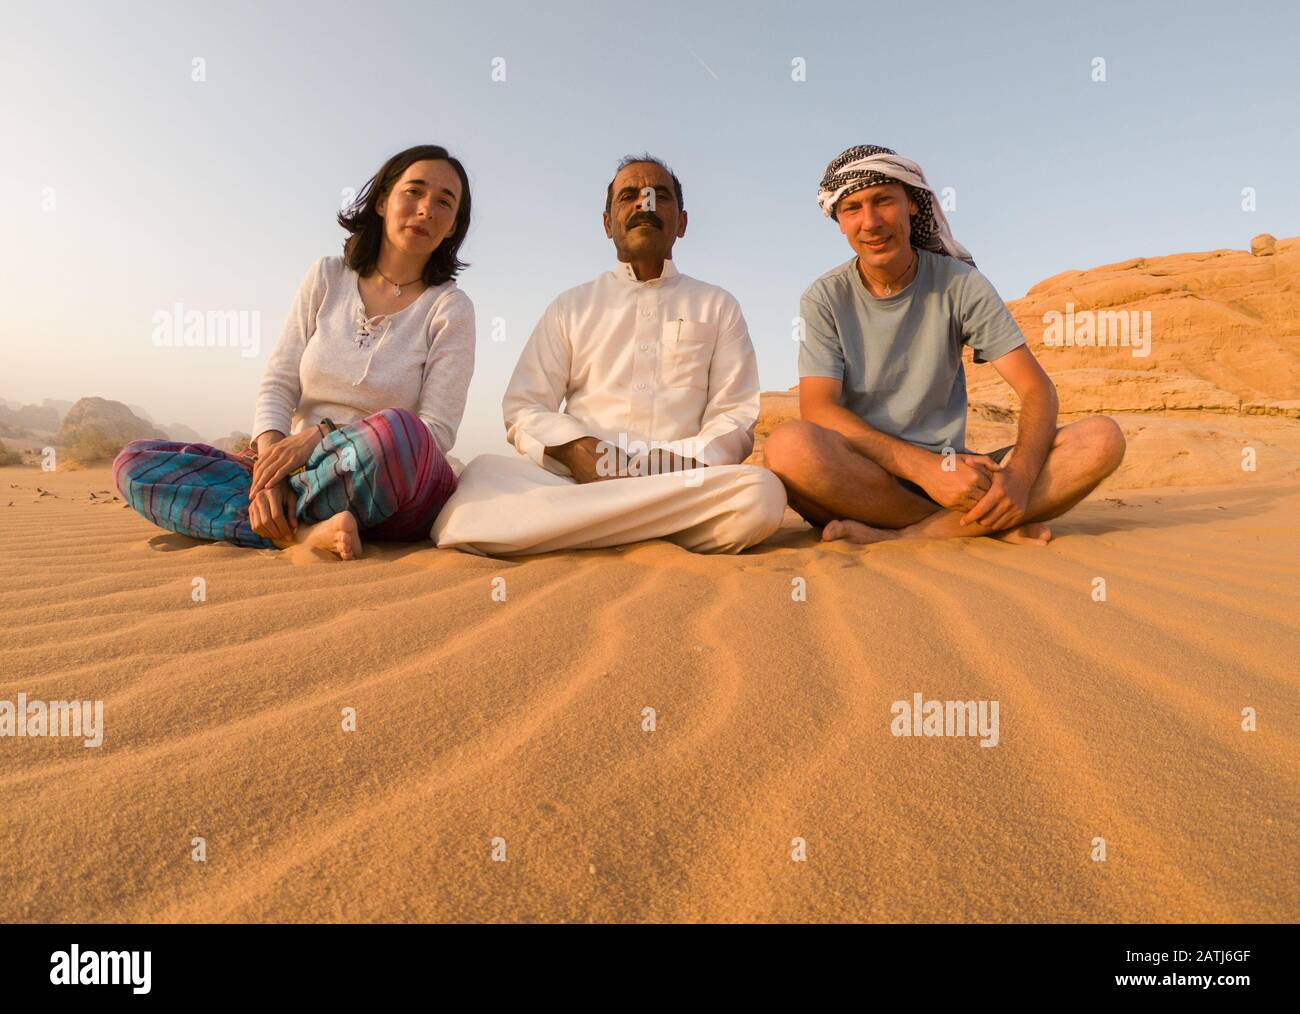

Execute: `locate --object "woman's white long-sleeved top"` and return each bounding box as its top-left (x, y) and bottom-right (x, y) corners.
top-left (251, 255), bottom-right (476, 456)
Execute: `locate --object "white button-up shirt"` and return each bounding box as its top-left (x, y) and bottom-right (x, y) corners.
top-left (504, 259), bottom-right (761, 474)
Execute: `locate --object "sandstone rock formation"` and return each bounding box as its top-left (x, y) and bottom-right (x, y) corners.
top-left (1004, 234), bottom-right (1299, 408)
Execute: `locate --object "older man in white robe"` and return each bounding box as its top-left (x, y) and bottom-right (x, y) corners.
top-left (433, 154), bottom-right (787, 555)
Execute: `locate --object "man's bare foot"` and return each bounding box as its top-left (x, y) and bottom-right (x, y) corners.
top-left (822, 516), bottom-right (1052, 547)
top-left (993, 521), bottom-right (1053, 545)
top-left (296, 511), bottom-right (362, 559)
top-left (822, 518), bottom-right (900, 545)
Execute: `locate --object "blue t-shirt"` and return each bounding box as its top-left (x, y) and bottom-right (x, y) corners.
top-left (798, 249), bottom-right (1026, 454)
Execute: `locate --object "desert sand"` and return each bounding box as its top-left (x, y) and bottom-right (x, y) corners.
top-left (1, 460), bottom-right (1296, 922)
top-left (2, 235), bottom-right (1297, 922)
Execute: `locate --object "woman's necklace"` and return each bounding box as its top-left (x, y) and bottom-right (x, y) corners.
top-left (375, 268), bottom-right (424, 296)
top-left (863, 248), bottom-right (917, 297)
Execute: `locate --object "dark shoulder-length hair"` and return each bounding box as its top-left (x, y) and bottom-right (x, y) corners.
top-left (337, 144), bottom-right (472, 286)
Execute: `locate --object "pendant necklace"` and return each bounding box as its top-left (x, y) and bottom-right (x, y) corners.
top-left (866, 248), bottom-right (917, 297)
top-left (375, 268), bottom-right (423, 296)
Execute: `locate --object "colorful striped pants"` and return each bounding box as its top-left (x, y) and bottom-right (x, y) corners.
top-left (113, 407), bottom-right (457, 549)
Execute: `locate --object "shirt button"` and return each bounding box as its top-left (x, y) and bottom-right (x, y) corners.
top-left (641, 309), bottom-right (653, 318)
top-left (635, 382), bottom-right (647, 390)
top-left (639, 343), bottom-right (650, 351)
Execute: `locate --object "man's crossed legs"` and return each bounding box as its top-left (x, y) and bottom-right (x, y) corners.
top-left (763, 416), bottom-right (1126, 545)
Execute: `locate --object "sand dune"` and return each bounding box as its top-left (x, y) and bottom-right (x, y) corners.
top-left (1, 464), bottom-right (1295, 922)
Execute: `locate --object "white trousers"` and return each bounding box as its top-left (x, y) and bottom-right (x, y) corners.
top-left (432, 453), bottom-right (788, 556)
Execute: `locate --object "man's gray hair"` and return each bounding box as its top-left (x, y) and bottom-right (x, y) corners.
top-left (605, 153), bottom-right (684, 214)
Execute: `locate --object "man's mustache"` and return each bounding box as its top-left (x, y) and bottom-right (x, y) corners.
top-left (625, 211), bottom-right (663, 231)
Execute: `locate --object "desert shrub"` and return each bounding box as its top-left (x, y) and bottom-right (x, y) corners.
top-left (65, 428), bottom-right (129, 465)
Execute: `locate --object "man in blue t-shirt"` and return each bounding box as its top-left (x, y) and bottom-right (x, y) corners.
top-left (764, 144), bottom-right (1126, 544)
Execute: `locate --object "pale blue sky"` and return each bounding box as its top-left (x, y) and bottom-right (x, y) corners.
top-left (3, 0), bottom-right (1296, 457)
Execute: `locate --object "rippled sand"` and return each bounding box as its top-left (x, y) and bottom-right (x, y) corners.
top-left (1, 465), bottom-right (1295, 922)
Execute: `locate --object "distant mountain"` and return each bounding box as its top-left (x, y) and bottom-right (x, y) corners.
top-left (5, 393), bottom-right (244, 459)
top-left (55, 397), bottom-right (165, 464)
top-left (165, 422), bottom-right (204, 443)
top-left (211, 431), bottom-right (252, 453)
top-left (0, 401), bottom-right (60, 435)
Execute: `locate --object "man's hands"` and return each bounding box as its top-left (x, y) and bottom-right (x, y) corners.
top-left (636, 447), bottom-right (701, 476)
top-left (250, 428), bottom-right (321, 499)
top-left (546, 437), bottom-right (702, 484)
top-left (548, 437), bottom-right (625, 484)
top-left (913, 452), bottom-right (1003, 513)
top-left (960, 458), bottom-right (1032, 531)
top-left (248, 481), bottom-right (298, 543)
top-left (912, 450), bottom-right (1032, 528)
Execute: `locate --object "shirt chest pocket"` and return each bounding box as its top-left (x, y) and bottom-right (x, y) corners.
top-left (659, 320), bottom-right (717, 391)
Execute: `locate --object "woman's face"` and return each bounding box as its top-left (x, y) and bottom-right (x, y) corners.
top-left (376, 159), bottom-right (463, 260)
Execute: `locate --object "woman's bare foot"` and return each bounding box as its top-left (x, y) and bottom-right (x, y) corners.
top-left (993, 521), bottom-right (1053, 545)
top-left (292, 511), bottom-right (362, 559)
top-left (822, 519), bottom-right (901, 545)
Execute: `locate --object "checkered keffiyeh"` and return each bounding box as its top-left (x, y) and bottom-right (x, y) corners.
top-left (817, 144), bottom-right (975, 267)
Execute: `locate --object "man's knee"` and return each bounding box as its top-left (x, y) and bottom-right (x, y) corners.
top-left (763, 419), bottom-right (844, 479)
top-left (747, 468), bottom-right (790, 531)
top-left (713, 468), bottom-right (788, 551)
top-left (1066, 415), bottom-right (1126, 476)
top-left (764, 419), bottom-right (902, 504)
top-left (763, 420), bottom-right (815, 477)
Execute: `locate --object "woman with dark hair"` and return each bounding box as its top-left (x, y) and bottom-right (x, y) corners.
top-left (114, 145), bottom-right (476, 559)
